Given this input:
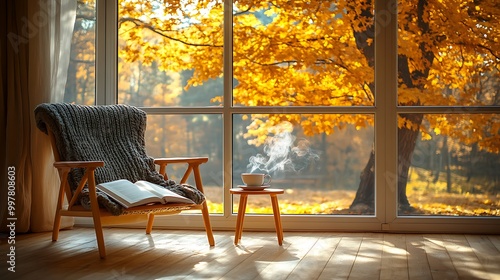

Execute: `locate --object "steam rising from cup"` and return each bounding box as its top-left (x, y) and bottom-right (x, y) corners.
top-left (247, 122), bottom-right (320, 174)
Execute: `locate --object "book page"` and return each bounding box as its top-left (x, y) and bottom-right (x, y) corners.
top-left (135, 181), bottom-right (195, 204)
top-left (97, 179), bottom-right (162, 207)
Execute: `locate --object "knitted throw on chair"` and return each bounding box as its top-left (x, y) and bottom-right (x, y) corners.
top-left (34, 103), bottom-right (206, 215)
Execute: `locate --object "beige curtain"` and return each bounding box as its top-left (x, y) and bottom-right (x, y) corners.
top-left (1, 0), bottom-right (76, 233)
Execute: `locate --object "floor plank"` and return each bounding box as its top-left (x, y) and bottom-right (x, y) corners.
top-left (423, 234), bottom-right (460, 280)
top-left (286, 233), bottom-right (341, 280)
top-left (254, 234), bottom-right (319, 280)
top-left (443, 234), bottom-right (491, 280)
top-left (489, 235), bottom-right (500, 251)
top-left (348, 233), bottom-right (384, 279)
top-left (219, 232), bottom-right (293, 280)
top-left (1, 228), bottom-right (499, 280)
top-left (318, 233), bottom-right (363, 280)
top-left (380, 233), bottom-right (408, 280)
top-left (406, 234), bottom-right (433, 280)
top-left (466, 235), bottom-right (500, 279)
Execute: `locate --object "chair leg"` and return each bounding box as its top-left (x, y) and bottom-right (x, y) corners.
top-left (192, 164), bottom-right (215, 246)
top-left (92, 219), bottom-right (106, 259)
top-left (53, 169), bottom-right (69, 242)
top-left (146, 214), bottom-right (155, 234)
top-left (87, 170), bottom-right (106, 258)
top-left (201, 201), bottom-right (215, 246)
top-left (52, 209), bottom-right (62, 242)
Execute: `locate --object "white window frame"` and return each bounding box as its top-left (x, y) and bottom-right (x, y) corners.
top-left (77, 0), bottom-right (500, 234)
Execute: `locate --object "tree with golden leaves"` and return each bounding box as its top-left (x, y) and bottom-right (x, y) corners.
top-left (116, 0), bottom-right (499, 212)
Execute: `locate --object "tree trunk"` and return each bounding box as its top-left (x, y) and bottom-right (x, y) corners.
top-left (397, 113), bottom-right (423, 212)
top-left (443, 136), bottom-right (452, 193)
top-left (349, 148), bottom-right (375, 214)
top-left (350, 113), bottom-right (423, 213)
top-left (347, 0), bottom-right (432, 214)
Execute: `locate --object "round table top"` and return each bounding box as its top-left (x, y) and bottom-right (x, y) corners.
top-left (230, 187), bottom-right (284, 195)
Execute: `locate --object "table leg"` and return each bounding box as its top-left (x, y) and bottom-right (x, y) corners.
top-left (270, 194), bottom-right (283, 245)
top-left (234, 194), bottom-right (248, 245)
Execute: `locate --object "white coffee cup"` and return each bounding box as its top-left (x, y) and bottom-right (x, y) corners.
top-left (241, 173), bottom-right (272, 186)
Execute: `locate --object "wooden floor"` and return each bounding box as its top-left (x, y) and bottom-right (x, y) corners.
top-left (2, 227), bottom-right (499, 280)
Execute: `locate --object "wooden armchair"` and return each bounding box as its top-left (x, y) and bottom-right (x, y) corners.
top-left (34, 103), bottom-right (214, 258)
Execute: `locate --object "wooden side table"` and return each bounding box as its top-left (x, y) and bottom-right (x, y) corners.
top-left (229, 187), bottom-right (284, 245)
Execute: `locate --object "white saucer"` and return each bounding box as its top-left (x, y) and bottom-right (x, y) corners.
top-left (238, 184), bottom-right (270, 190)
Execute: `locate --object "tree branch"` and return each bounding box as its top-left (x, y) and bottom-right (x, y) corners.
top-left (119, 17), bottom-right (222, 48)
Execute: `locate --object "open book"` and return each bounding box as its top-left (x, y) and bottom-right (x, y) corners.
top-left (96, 179), bottom-right (195, 208)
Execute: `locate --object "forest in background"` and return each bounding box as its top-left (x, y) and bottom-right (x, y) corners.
top-left (64, 0), bottom-right (499, 216)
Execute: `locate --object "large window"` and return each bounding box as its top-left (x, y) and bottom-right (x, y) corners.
top-left (65, 0), bottom-right (500, 233)
top-left (397, 0), bottom-right (500, 217)
top-left (399, 114), bottom-right (500, 216)
top-left (232, 1), bottom-right (375, 107)
top-left (230, 0), bottom-right (376, 216)
top-left (233, 114), bottom-right (374, 215)
top-left (117, 0), bottom-right (223, 107)
top-left (65, 0), bottom-right (96, 104)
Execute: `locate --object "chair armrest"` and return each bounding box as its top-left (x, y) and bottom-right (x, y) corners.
top-left (53, 161), bottom-right (105, 169)
top-left (52, 161), bottom-right (105, 209)
top-left (154, 157), bottom-right (208, 165)
top-left (154, 157), bottom-right (208, 185)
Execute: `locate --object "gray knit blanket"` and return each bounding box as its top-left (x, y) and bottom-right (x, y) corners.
top-left (34, 103), bottom-right (205, 215)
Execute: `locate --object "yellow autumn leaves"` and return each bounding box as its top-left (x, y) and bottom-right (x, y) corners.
top-left (115, 0), bottom-right (498, 150)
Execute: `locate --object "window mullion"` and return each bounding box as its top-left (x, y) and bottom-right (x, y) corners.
top-left (95, 0), bottom-right (107, 105)
top-left (105, 0), bottom-right (117, 105)
top-left (223, 2), bottom-right (233, 217)
top-left (376, 0), bottom-right (399, 224)
top-left (96, 0), bottom-right (117, 105)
